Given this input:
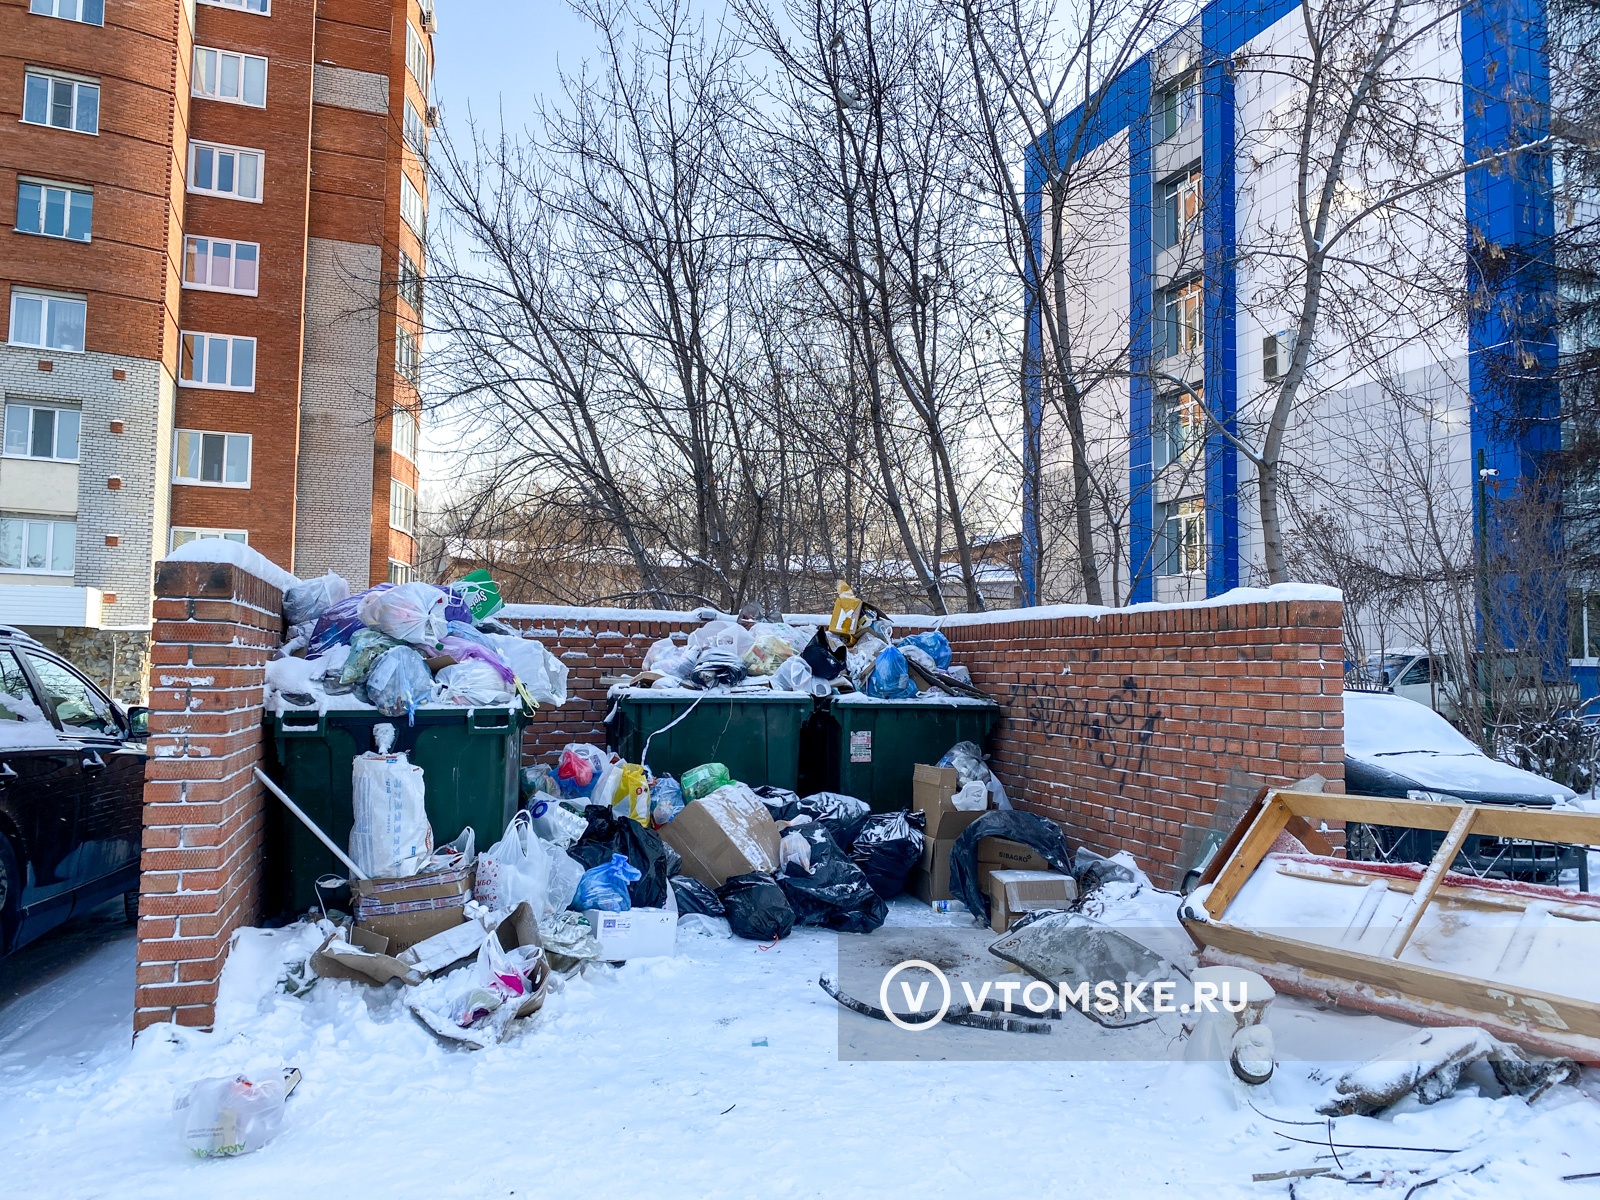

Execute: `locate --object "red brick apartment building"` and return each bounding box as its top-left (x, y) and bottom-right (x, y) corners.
top-left (0, 0), bottom-right (429, 697)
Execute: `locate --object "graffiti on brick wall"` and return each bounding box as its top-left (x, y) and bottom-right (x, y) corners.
top-left (1006, 676), bottom-right (1162, 779)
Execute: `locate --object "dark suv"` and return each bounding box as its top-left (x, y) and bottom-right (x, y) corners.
top-left (0, 627), bottom-right (148, 954)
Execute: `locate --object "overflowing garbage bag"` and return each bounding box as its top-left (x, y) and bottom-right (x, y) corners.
top-left (572, 853), bottom-right (641, 912)
top-left (670, 875), bottom-right (726, 917)
top-left (897, 630), bottom-right (952, 670)
top-left (284, 572), bottom-right (350, 628)
top-left (716, 872), bottom-right (795, 941)
top-left (642, 637), bottom-right (699, 682)
top-left (358, 583), bottom-right (464, 652)
top-left (865, 645), bottom-right (919, 699)
top-left (475, 811), bottom-right (584, 918)
top-left (777, 824), bottom-right (887, 934)
top-left (365, 646), bottom-right (435, 721)
top-left (557, 743), bottom-right (610, 798)
top-left (570, 804), bottom-right (670, 909)
top-left (850, 810), bottom-right (926, 899)
top-left (435, 659), bottom-right (514, 706)
top-left (449, 569), bottom-right (504, 621)
top-left (341, 628), bottom-right (403, 687)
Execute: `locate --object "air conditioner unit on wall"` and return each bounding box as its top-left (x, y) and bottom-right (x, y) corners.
top-left (420, 9), bottom-right (436, 33)
top-left (1262, 331), bottom-right (1293, 382)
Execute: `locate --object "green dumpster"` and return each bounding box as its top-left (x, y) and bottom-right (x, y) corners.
top-left (607, 690), bottom-right (813, 790)
top-left (818, 694), bottom-right (1001, 811)
top-left (266, 704), bottom-right (525, 916)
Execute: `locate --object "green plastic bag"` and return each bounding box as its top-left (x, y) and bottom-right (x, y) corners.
top-left (681, 762), bottom-right (732, 801)
top-left (452, 569), bottom-right (504, 621)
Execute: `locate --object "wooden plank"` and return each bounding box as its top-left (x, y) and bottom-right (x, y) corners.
top-left (1197, 790), bottom-right (1268, 888)
top-left (1186, 919), bottom-right (1600, 1046)
top-left (1272, 859), bottom-right (1600, 922)
top-left (1382, 805), bottom-right (1476, 957)
top-left (1275, 789), bottom-right (1600, 846)
top-left (1203, 793), bottom-right (1293, 921)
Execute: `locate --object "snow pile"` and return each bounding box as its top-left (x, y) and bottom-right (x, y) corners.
top-left (162, 538), bottom-right (300, 593)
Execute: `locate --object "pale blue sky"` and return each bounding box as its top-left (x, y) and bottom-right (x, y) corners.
top-left (432, 1), bottom-right (600, 129)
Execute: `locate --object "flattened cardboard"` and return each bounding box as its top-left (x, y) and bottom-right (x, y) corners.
top-left (912, 764), bottom-right (985, 841)
top-left (658, 786), bottom-right (781, 888)
top-left (986, 869), bottom-right (1076, 933)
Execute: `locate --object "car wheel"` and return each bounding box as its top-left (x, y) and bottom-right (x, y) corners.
top-left (0, 833), bottom-right (18, 954)
top-left (123, 889), bottom-right (139, 923)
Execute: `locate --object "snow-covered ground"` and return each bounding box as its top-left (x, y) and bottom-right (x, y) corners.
top-left (2, 886), bottom-right (1598, 1198)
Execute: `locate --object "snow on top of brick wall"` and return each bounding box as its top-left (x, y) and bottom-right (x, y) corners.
top-left (162, 539), bottom-right (298, 593)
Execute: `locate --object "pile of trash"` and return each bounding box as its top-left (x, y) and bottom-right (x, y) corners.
top-left (265, 569), bottom-right (568, 720)
top-left (620, 583), bottom-right (987, 701)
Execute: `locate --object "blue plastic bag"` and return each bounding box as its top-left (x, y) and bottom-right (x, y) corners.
top-left (866, 646), bottom-right (919, 699)
top-left (650, 776), bottom-right (685, 825)
top-left (365, 645), bottom-right (434, 721)
top-left (572, 853), bottom-right (641, 912)
top-left (897, 631), bottom-right (952, 670)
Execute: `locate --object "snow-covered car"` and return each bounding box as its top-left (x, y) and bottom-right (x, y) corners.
top-left (1343, 690), bottom-right (1583, 885)
top-left (0, 627), bottom-right (149, 955)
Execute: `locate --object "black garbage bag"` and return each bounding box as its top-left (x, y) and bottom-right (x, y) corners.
top-left (716, 872), bottom-right (795, 941)
top-left (796, 792), bottom-right (873, 849)
top-left (670, 875), bottom-right (725, 917)
top-left (1074, 848), bottom-right (1136, 898)
top-left (571, 805), bottom-right (670, 909)
top-left (850, 810), bottom-right (926, 900)
top-left (802, 629), bottom-right (845, 680)
top-left (779, 825), bottom-right (887, 933)
top-left (950, 811), bottom-right (1075, 924)
top-left (754, 785), bottom-right (802, 820)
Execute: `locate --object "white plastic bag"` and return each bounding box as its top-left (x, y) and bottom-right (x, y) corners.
top-left (485, 634), bottom-right (569, 707)
top-left (435, 659), bottom-right (514, 706)
top-left (525, 794), bottom-right (588, 848)
top-left (951, 780), bottom-right (989, 811)
top-left (687, 619), bottom-right (755, 658)
top-left (358, 582), bottom-right (452, 649)
top-left (475, 811), bottom-right (550, 913)
top-left (350, 751), bottom-right (431, 877)
top-left (642, 637), bottom-right (698, 681)
top-left (779, 828), bottom-right (813, 874)
top-left (772, 655), bottom-right (829, 697)
top-left (174, 1074), bottom-right (288, 1158)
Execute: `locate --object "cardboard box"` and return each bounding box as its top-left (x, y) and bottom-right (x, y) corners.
top-left (977, 837), bottom-right (1052, 871)
top-left (985, 869), bottom-right (1077, 933)
top-left (912, 764), bottom-right (986, 841)
top-left (584, 907), bottom-right (677, 961)
top-left (350, 861), bottom-right (476, 953)
top-left (658, 784), bottom-right (781, 888)
top-left (911, 838), bottom-right (960, 902)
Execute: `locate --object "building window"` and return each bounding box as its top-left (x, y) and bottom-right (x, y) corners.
top-left (15, 180), bottom-right (92, 242)
top-left (389, 479), bottom-right (416, 534)
top-left (171, 527), bottom-right (248, 551)
top-left (0, 517), bottom-right (75, 574)
top-left (1158, 497), bottom-right (1205, 576)
top-left (405, 98), bottom-right (428, 156)
top-left (183, 236), bottom-right (260, 294)
top-left (179, 332), bottom-right (256, 390)
top-left (388, 558), bottom-right (414, 585)
top-left (198, 0), bottom-right (270, 11)
top-left (1156, 279), bottom-right (1203, 359)
top-left (401, 174), bottom-right (426, 238)
top-left (396, 326), bottom-right (419, 385)
top-left (1153, 70), bottom-right (1199, 143)
top-left (393, 405), bottom-right (417, 462)
top-left (193, 47), bottom-right (268, 108)
top-left (1153, 389), bottom-right (1202, 470)
top-left (29, 0), bottom-right (105, 24)
top-left (9, 290), bottom-right (86, 353)
top-left (188, 141), bottom-right (263, 202)
top-left (3, 404), bottom-right (80, 462)
top-left (173, 430), bottom-right (251, 486)
top-left (22, 71), bottom-right (99, 135)
top-left (399, 250), bottom-right (423, 314)
top-left (1155, 168), bottom-right (1201, 252)
top-left (1570, 591), bottom-right (1600, 661)
top-left (406, 22), bottom-right (430, 94)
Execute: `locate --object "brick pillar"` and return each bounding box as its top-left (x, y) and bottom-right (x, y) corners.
top-left (135, 561), bottom-right (282, 1032)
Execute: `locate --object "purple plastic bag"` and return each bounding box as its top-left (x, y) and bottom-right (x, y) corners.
top-left (438, 636), bottom-right (516, 685)
top-left (309, 584), bottom-right (392, 654)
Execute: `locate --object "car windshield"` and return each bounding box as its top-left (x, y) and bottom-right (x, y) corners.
top-left (1362, 653), bottom-right (1414, 686)
top-left (25, 652), bottom-right (119, 737)
top-left (1343, 691), bottom-right (1482, 759)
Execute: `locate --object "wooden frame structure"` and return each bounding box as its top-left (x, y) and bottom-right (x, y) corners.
top-left (1183, 790), bottom-right (1600, 1061)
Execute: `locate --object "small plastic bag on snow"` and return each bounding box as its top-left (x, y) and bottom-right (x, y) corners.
top-left (175, 1074), bottom-right (289, 1158)
top-left (350, 750), bottom-right (431, 877)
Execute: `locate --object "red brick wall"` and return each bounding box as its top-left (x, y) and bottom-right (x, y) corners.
top-left (939, 599), bottom-right (1345, 886)
top-left (135, 560), bottom-right (281, 1031)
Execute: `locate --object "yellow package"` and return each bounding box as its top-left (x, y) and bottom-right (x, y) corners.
top-left (617, 763), bottom-right (651, 824)
top-left (829, 582), bottom-right (864, 640)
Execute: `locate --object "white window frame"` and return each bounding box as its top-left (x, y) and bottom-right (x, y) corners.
top-left (187, 140), bottom-right (264, 203)
top-left (0, 516), bottom-right (75, 575)
top-left (1158, 497), bottom-right (1205, 577)
top-left (1156, 168), bottom-right (1202, 252)
top-left (387, 558), bottom-right (414, 585)
top-left (173, 429), bottom-right (252, 488)
top-left (404, 98), bottom-right (428, 157)
top-left (14, 178), bottom-right (93, 243)
top-left (29, 0), bottom-right (105, 26)
top-left (400, 173), bottom-right (426, 238)
top-left (183, 236), bottom-right (261, 295)
top-left (395, 326), bottom-right (419, 385)
top-left (392, 406), bottom-right (417, 463)
top-left (197, 0), bottom-right (270, 13)
top-left (3, 403), bottom-right (81, 463)
top-left (389, 479), bottom-right (416, 535)
top-left (8, 289), bottom-right (86, 353)
top-left (398, 250), bottom-right (423, 314)
top-left (21, 69), bottom-right (100, 136)
top-left (193, 46), bottom-right (269, 108)
top-left (406, 22), bottom-right (430, 94)
top-left (1158, 279), bottom-right (1203, 359)
top-left (1153, 389), bottom-right (1202, 471)
top-left (179, 331), bottom-right (257, 391)
top-left (170, 527), bottom-right (249, 551)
